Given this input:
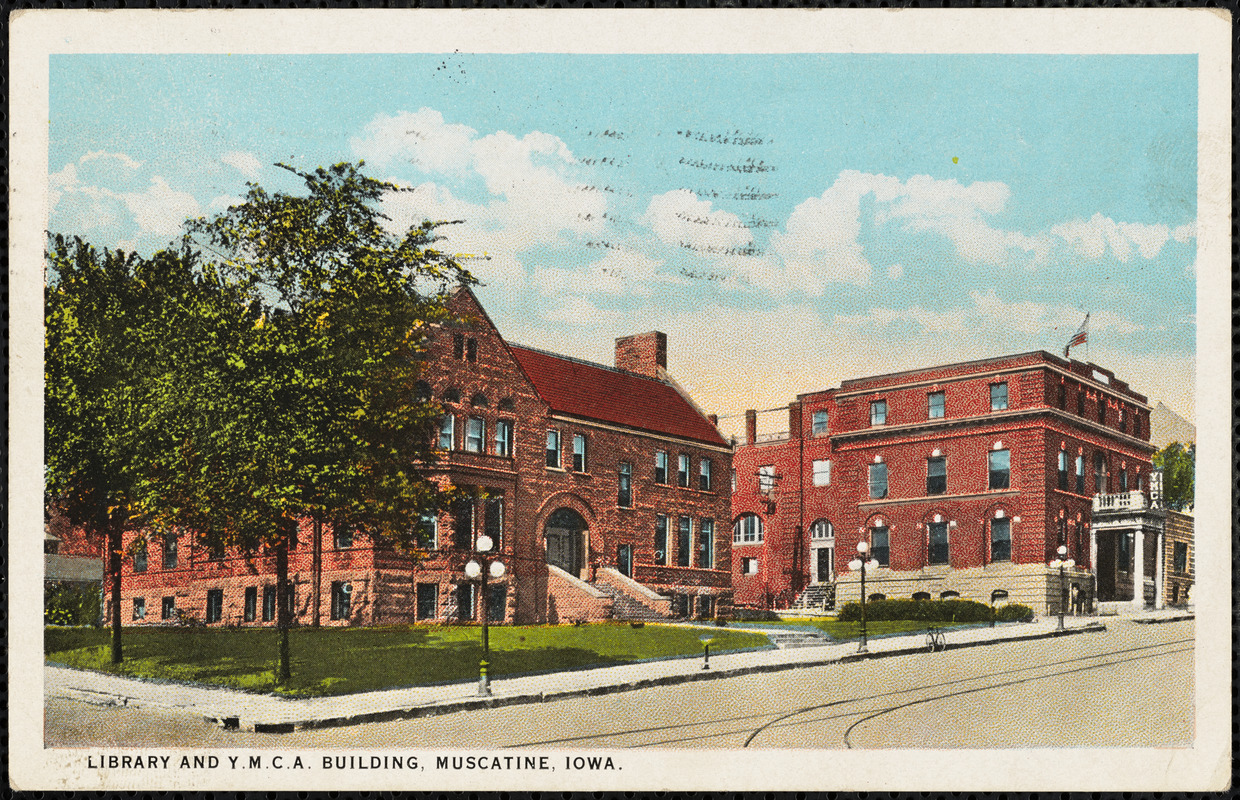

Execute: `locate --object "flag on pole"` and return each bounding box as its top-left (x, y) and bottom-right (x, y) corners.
top-left (1064, 313), bottom-right (1089, 358)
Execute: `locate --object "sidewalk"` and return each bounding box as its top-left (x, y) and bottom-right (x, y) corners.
top-left (47, 617), bottom-right (1107, 733)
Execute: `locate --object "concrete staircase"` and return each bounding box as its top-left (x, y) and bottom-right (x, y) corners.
top-left (592, 581), bottom-right (672, 622)
top-left (590, 567), bottom-right (674, 622)
top-left (791, 582), bottom-right (836, 611)
top-left (765, 629), bottom-right (830, 649)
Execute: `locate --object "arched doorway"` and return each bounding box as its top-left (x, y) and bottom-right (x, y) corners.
top-left (545, 507), bottom-right (587, 577)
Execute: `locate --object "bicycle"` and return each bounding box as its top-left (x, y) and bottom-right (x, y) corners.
top-left (926, 626), bottom-right (946, 653)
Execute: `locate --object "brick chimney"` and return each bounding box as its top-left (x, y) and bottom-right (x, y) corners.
top-left (745, 409), bottom-right (758, 446)
top-left (615, 331), bottom-right (667, 378)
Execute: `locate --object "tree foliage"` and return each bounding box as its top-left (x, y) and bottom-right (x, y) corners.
top-left (1153, 441), bottom-right (1195, 512)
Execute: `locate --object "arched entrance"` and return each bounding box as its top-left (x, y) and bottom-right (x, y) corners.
top-left (545, 507), bottom-right (587, 577)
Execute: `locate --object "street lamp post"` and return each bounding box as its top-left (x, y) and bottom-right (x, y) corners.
top-left (699, 633), bottom-right (714, 670)
top-left (848, 541), bottom-right (879, 654)
top-left (1048, 544), bottom-right (1075, 631)
top-left (465, 534), bottom-right (506, 696)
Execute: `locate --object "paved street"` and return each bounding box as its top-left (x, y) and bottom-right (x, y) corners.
top-left (46, 618), bottom-right (1192, 749)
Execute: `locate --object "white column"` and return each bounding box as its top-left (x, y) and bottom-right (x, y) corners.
top-left (1089, 527), bottom-right (1098, 593)
top-left (1132, 527), bottom-right (1145, 609)
top-left (1154, 530), bottom-right (1165, 609)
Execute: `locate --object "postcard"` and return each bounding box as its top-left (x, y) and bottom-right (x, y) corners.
top-left (9, 8), bottom-right (1231, 792)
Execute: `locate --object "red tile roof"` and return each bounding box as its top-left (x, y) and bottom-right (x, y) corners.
top-left (508, 345), bottom-right (728, 447)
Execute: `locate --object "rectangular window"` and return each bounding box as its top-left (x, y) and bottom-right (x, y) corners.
top-left (132, 597), bottom-right (146, 621)
top-left (438, 413), bottom-right (455, 450)
top-left (744, 557), bottom-right (759, 576)
top-left (988, 449), bottom-right (1011, 490)
top-left (162, 535), bottom-right (178, 570)
top-left (617, 543), bottom-right (634, 577)
top-left (868, 462), bottom-right (888, 499)
top-left (1119, 469), bottom-right (1128, 492)
top-left (617, 462), bottom-right (633, 508)
top-left (870, 400), bottom-right (887, 426)
top-left (486, 584), bottom-right (507, 623)
top-left (1098, 398), bottom-right (1107, 425)
top-left (811, 409), bottom-right (829, 436)
top-left (731, 469), bottom-right (737, 494)
top-left (699, 459), bottom-right (712, 491)
top-left (452, 332), bottom-right (464, 359)
top-left (871, 527), bottom-right (890, 566)
top-left (572, 434), bottom-right (587, 472)
top-left (1075, 454), bottom-right (1085, 493)
top-left (457, 583), bottom-right (476, 621)
top-left (493, 420), bottom-right (513, 457)
top-left (1172, 541), bottom-right (1188, 573)
top-left (484, 496), bottom-right (503, 547)
top-left (927, 391), bottom-right (945, 419)
top-left (699, 519), bottom-right (715, 568)
top-left (331, 581), bottom-right (351, 621)
top-left (161, 596), bottom-right (175, 620)
top-left (990, 518), bottom-right (1011, 562)
top-left (929, 522), bottom-right (949, 565)
top-left (416, 512), bottom-right (438, 550)
top-left (990, 383), bottom-right (1009, 411)
top-left (812, 459), bottom-right (831, 487)
top-left (133, 546), bottom-right (147, 573)
top-left (655, 515), bottom-right (668, 565)
top-left (262, 586), bottom-right (276, 622)
top-left (758, 465), bottom-right (775, 495)
top-left (926, 456), bottom-right (947, 495)
top-left (466, 337), bottom-right (477, 362)
top-left (1058, 450), bottom-right (1069, 491)
top-left (244, 587), bottom-right (257, 622)
top-left (333, 525), bottom-right (353, 549)
top-left (1118, 406), bottom-right (1127, 433)
top-left (205, 589), bottom-right (223, 623)
top-left (466, 417), bottom-right (485, 453)
top-left (677, 517), bottom-right (692, 567)
top-left (1058, 382), bottom-right (1066, 409)
top-left (1094, 452), bottom-right (1108, 494)
top-left (654, 451), bottom-right (668, 484)
top-left (677, 454), bottom-right (690, 487)
top-left (452, 497), bottom-right (474, 549)
top-left (545, 430), bottom-right (561, 468)
top-left (1076, 389), bottom-right (1085, 416)
top-left (416, 583), bottom-right (438, 620)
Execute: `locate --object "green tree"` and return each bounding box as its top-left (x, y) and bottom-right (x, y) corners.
top-left (1153, 441), bottom-right (1195, 512)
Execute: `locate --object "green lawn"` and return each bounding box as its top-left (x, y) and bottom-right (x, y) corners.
top-left (45, 624), bottom-right (771, 697)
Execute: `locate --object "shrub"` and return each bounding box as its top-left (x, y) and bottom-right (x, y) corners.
top-left (837, 597), bottom-right (994, 623)
top-left (994, 602), bottom-right (1035, 622)
top-left (44, 582), bottom-right (102, 627)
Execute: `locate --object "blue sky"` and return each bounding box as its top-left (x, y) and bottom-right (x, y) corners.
top-left (48, 53), bottom-right (1198, 425)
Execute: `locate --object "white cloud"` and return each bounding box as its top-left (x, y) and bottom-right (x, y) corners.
top-left (642, 190), bottom-right (752, 254)
top-left (221, 151), bottom-right (262, 180)
top-left (1171, 222), bottom-right (1196, 243)
top-left (1051, 213), bottom-right (1182, 262)
top-left (122, 177), bottom-right (201, 236)
top-left (532, 249), bottom-right (674, 299)
top-left (209, 195), bottom-right (244, 212)
top-left (79, 150), bottom-right (143, 170)
top-left (351, 109), bottom-right (478, 175)
top-left (886, 263), bottom-right (903, 280)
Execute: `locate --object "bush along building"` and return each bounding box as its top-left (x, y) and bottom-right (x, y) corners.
top-left (105, 287), bottom-right (733, 627)
top-left (731, 351), bottom-right (1185, 616)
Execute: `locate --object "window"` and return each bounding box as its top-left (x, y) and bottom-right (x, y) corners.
top-left (132, 597), bottom-right (146, 621)
top-left (416, 583), bottom-right (439, 620)
top-left (811, 410), bottom-right (829, 436)
top-left (205, 589), bottom-right (223, 624)
top-left (415, 380), bottom-right (432, 401)
top-left (466, 337), bottom-right (477, 362)
top-left (457, 583), bottom-right (476, 621)
top-left (730, 469), bottom-right (737, 494)
top-left (743, 558), bottom-right (759, 576)
top-left (333, 525), bottom-right (353, 549)
top-left (262, 586), bottom-right (276, 622)
top-left (990, 518), bottom-right (1011, 562)
top-left (330, 581), bottom-right (351, 621)
top-left (161, 596), bottom-right (175, 620)
top-left (927, 391), bottom-right (945, 419)
top-left (1119, 469), bottom-right (1128, 492)
top-left (484, 496), bottom-right (503, 547)
top-left (466, 417), bottom-right (485, 453)
top-left (758, 465), bottom-right (775, 495)
top-left (699, 519), bottom-right (715, 568)
top-left (617, 543), bottom-right (634, 577)
top-left (1076, 388), bottom-right (1085, 416)
top-left (929, 522), bottom-right (949, 565)
top-left (1075, 454), bottom-right (1085, 493)
top-left (1172, 541), bottom-right (1188, 573)
top-left (452, 497), bottom-right (474, 549)
top-left (617, 462), bottom-right (633, 508)
top-left (655, 515), bottom-right (669, 565)
top-left (733, 514), bottom-right (763, 544)
top-left (926, 456), bottom-right (947, 495)
top-left (133, 546), bottom-right (147, 573)
top-left (1094, 451), bottom-right (1108, 494)
top-left (443, 387), bottom-right (460, 403)
top-left (244, 587), bottom-right (257, 622)
top-left (677, 454), bottom-right (690, 487)
top-left (493, 420), bottom-right (513, 457)
top-left (810, 519), bottom-right (833, 540)
top-left (990, 383), bottom-right (1009, 411)
top-left (868, 462), bottom-right (888, 499)
top-left (988, 449), bottom-right (1010, 490)
top-left (470, 392), bottom-right (489, 408)
top-left (812, 459), bottom-right (831, 487)
top-left (1098, 398), bottom-right (1107, 425)
top-left (1118, 406), bottom-right (1127, 434)
top-left (452, 332), bottom-right (464, 359)
top-left (572, 434), bottom-right (587, 472)
top-left (545, 430), bottom-right (561, 468)
top-left (654, 451), bottom-right (668, 484)
top-left (1057, 382), bottom-right (1066, 409)
top-left (699, 459), bottom-right (713, 491)
top-left (871, 526), bottom-right (890, 566)
top-left (1058, 449), bottom-right (1069, 490)
top-left (677, 517), bottom-right (692, 567)
top-left (486, 585), bottom-right (507, 623)
top-left (416, 512), bottom-right (438, 549)
top-left (162, 534), bottom-right (178, 570)
top-left (870, 400), bottom-right (887, 426)
top-left (438, 413), bottom-right (455, 450)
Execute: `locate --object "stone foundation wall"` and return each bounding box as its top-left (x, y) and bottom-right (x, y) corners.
top-left (835, 562), bottom-right (1095, 615)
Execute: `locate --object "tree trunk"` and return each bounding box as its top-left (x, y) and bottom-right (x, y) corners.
top-left (108, 520), bottom-right (123, 664)
top-left (275, 532), bottom-right (292, 684)
top-left (312, 519), bottom-right (322, 628)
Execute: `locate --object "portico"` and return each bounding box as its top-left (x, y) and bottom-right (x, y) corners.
top-left (1090, 490), bottom-right (1166, 610)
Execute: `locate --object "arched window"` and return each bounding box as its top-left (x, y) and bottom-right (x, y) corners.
top-left (498, 397), bottom-right (515, 412)
top-left (810, 519), bottom-right (833, 540)
top-left (443, 387), bottom-right (461, 404)
top-left (732, 514), bottom-right (763, 545)
top-left (414, 381), bottom-right (432, 402)
top-left (470, 392), bottom-right (489, 408)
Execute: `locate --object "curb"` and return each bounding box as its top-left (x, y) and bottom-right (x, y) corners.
top-left (206, 622), bottom-right (1108, 732)
top-left (1131, 613), bottom-right (1194, 625)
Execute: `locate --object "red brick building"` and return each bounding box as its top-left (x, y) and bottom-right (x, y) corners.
top-left (731, 351), bottom-right (1156, 614)
top-left (105, 287), bottom-right (733, 627)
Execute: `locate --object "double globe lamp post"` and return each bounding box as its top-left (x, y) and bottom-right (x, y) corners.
top-left (1048, 544), bottom-right (1075, 631)
top-left (464, 534), bottom-right (506, 696)
top-left (848, 541), bottom-right (880, 653)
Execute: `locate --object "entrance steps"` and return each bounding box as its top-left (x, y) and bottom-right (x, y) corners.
top-left (765, 629), bottom-right (830, 649)
top-left (590, 567), bottom-right (674, 622)
top-left (791, 583), bottom-right (836, 611)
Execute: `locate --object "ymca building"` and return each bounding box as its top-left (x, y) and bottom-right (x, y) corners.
top-left (730, 351), bottom-right (1165, 614)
